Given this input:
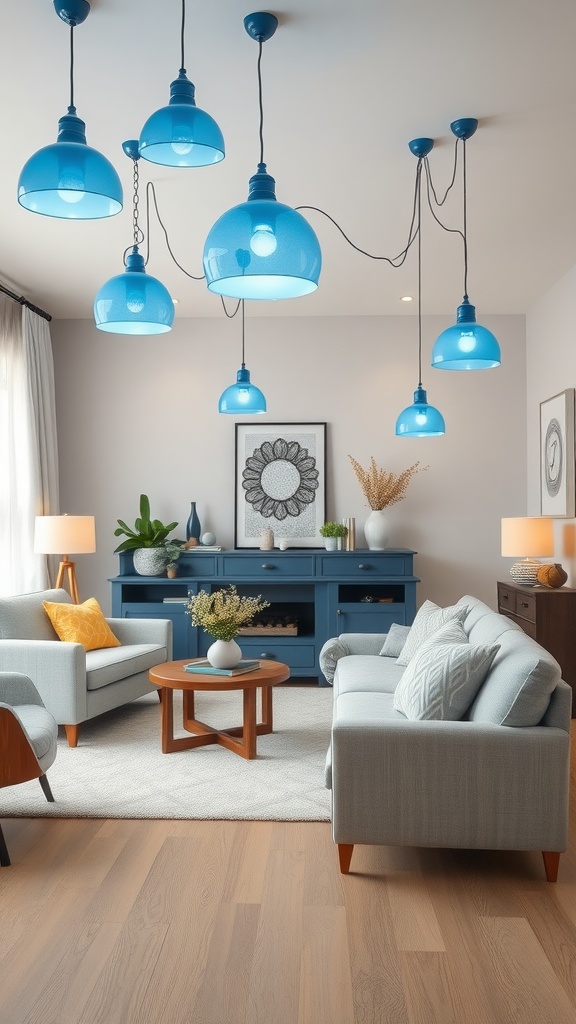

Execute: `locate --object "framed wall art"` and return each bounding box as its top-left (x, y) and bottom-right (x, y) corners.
top-left (235, 422), bottom-right (327, 548)
top-left (540, 388), bottom-right (575, 517)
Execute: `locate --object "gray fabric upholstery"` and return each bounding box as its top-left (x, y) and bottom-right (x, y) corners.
top-left (326, 594), bottom-right (571, 862)
top-left (379, 623), bottom-right (411, 658)
top-left (0, 672), bottom-right (58, 773)
top-left (0, 590), bottom-right (172, 734)
top-left (319, 636), bottom-right (349, 685)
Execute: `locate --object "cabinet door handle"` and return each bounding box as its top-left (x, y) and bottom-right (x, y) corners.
top-left (358, 564), bottom-right (369, 570)
top-left (261, 563), bottom-right (275, 570)
top-left (260, 652), bottom-right (275, 659)
top-left (336, 609), bottom-right (342, 615)
top-left (520, 601), bottom-right (529, 609)
top-left (501, 594), bottom-right (509, 601)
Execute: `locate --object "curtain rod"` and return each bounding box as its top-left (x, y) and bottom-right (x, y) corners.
top-left (0, 282), bottom-right (52, 322)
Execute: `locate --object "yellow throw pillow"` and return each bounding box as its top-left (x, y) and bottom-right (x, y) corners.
top-left (43, 598), bottom-right (121, 652)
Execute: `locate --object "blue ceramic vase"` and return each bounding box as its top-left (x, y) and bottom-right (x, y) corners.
top-left (185, 502), bottom-right (201, 543)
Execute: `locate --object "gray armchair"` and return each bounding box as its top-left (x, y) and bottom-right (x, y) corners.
top-left (0, 589), bottom-right (172, 747)
top-left (1, 671), bottom-right (58, 866)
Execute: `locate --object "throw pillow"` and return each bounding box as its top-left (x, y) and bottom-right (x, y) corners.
top-left (395, 599), bottom-right (468, 667)
top-left (43, 598), bottom-right (121, 652)
top-left (393, 620), bottom-right (499, 721)
top-left (379, 623), bottom-right (411, 658)
top-left (319, 636), bottom-right (350, 685)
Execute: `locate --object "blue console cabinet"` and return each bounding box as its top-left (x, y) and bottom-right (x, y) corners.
top-left (109, 548), bottom-right (419, 683)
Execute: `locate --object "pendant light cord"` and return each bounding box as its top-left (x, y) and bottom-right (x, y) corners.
top-left (417, 162), bottom-right (423, 388)
top-left (462, 139), bottom-right (469, 300)
top-left (180, 0), bottom-right (186, 72)
top-left (241, 299), bottom-right (246, 367)
top-left (69, 25), bottom-right (75, 109)
top-left (257, 40), bottom-right (265, 165)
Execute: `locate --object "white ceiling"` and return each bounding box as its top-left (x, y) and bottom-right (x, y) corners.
top-left (1, 0), bottom-right (575, 321)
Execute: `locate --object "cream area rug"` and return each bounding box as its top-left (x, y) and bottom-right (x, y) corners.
top-left (2, 685), bottom-right (333, 821)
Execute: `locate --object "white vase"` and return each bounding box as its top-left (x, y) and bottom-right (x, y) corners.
top-left (324, 537), bottom-right (338, 551)
top-left (207, 638), bottom-right (242, 669)
top-left (364, 510), bottom-right (390, 551)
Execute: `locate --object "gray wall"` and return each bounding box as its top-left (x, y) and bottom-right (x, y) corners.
top-left (51, 312), bottom-right (527, 613)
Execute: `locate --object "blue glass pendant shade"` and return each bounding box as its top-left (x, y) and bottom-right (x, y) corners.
top-left (139, 71), bottom-right (225, 168)
top-left (218, 367), bottom-right (267, 414)
top-left (432, 297), bottom-right (501, 370)
top-left (94, 249), bottom-right (174, 335)
top-left (395, 388), bottom-right (445, 437)
top-left (18, 108), bottom-right (123, 219)
top-left (203, 164), bottom-right (321, 300)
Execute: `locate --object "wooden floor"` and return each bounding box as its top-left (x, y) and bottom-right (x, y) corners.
top-left (1, 730), bottom-right (575, 1024)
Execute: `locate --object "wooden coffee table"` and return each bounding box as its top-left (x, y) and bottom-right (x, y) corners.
top-left (148, 659), bottom-right (290, 759)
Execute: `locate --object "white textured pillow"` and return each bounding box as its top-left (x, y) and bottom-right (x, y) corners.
top-left (393, 620), bottom-right (500, 721)
top-left (379, 623), bottom-right (411, 658)
top-left (396, 599), bottom-right (468, 667)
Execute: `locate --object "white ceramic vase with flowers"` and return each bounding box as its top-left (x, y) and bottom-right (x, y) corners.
top-left (348, 455), bottom-right (426, 550)
top-left (186, 585), bottom-right (270, 669)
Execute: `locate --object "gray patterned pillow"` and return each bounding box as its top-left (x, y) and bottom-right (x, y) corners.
top-left (393, 620), bottom-right (499, 721)
top-left (379, 623), bottom-right (411, 658)
top-left (319, 636), bottom-right (350, 685)
top-left (395, 599), bottom-right (468, 667)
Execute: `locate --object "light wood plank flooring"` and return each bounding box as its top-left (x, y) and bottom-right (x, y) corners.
top-left (0, 726), bottom-right (575, 1024)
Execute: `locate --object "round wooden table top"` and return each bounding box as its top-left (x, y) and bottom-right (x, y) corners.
top-left (149, 658), bottom-right (290, 691)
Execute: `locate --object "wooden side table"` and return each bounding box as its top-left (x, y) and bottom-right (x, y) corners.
top-left (497, 581), bottom-right (576, 716)
top-left (149, 659), bottom-right (290, 759)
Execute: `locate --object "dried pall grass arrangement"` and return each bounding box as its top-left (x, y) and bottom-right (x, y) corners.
top-left (348, 455), bottom-right (426, 510)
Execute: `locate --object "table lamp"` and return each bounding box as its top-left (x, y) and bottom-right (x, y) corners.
top-left (501, 516), bottom-right (554, 585)
top-left (34, 515), bottom-right (96, 604)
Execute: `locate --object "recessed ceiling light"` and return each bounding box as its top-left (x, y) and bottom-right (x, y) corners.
top-left (401, 295), bottom-right (413, 302)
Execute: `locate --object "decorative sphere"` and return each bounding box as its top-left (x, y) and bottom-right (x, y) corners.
top-left (201, 532), bottom-right (216, 546)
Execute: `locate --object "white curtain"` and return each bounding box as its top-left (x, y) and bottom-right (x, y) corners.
top-left (0, 293), bottom-right (59, 595)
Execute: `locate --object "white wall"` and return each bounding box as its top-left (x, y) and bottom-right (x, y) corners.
top-left (526, 262), bottom-right (576, 585)
top-left (50, 312), bottom-right (526, 613)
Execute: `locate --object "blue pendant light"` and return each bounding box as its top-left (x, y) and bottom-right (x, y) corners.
top-left (94, 142), bottom-right (174, 335)
top-left (18, 1), bottom-right (122, 220)
top-left (219, 301), bottom-right (266, 414)
top-left (139, 0), bottom-right (224, 168)
top-left (396, 140), bottom-right (445, 438)
top-left (431, 119), bottom-right (501, 370)
top-left (203, 12), bottom-right (321, 300)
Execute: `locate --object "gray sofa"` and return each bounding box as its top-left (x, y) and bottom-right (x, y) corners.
top-left (322, 595), bottom-right (571, 882)
top-left (0, 589), bottom-right (172, 746)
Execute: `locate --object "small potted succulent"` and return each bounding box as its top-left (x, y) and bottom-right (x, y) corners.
top-left (163, 539), bottom-right (185, 578)
top-left (319, 521), bottom-right (348, 551)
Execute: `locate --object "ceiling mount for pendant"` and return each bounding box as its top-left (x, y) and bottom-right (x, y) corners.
top-left (243, 12), bottom-right (278, 42)
top-left (450, 117), bottom-right (478, 140)
top-left (53, 1), bottom-right (90, 27)
top-left (408, 138), bottom-right (434, 159)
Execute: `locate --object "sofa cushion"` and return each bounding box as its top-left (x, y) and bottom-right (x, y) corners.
top-left (0, 588), bottom-right (71, 641)
top-left (393, 620), bottom-right (500, 721)
top-left (85, 643), bottom-right (168, 691)
top-left (379, 623), bottom-right (411, 658)
top-left (396, 599), bottom-right (468, 667)
top-left (43, 597), bottom-right (121, 652)
top-left (467, 629), bottom-right (561, 726)
top-left (335, 654), bottom-right (404, 696)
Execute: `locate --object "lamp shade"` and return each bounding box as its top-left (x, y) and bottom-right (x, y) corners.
top-left (501, 517), bottom-right (554, 558)
top-left (34, 515), bottom-right (96, 554)
top-left (203, 164), bottom-right (321, 300)
top-left (395, 387), bottom-right (445, 437)
top-left (432, 299), bottom-right (500, 370)
top-left (218, 367), bottom-right (266, 414)
top-left (94, 250), bottom-right (174, 335)
top-left (139, 71), bottom-right (225, 168)
top-left (18, 109), bottom-right (123, 220)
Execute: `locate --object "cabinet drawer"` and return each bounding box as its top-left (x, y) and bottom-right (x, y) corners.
top-left (222, 555), bottom-right (314, 577)
top-left (320, 554), bottom-right (407, 577)
top-left (497, 583), bottom-right (516, 613)
top-left (514, 591), bottom-right (536, 622)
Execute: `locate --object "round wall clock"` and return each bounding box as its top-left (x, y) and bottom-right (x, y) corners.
top-left (544, 417), bottom-right (563, 497)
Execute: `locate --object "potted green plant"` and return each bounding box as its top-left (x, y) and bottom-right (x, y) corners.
top-left (164, 539), bottom-right (185, 578)
top-left (319, 521), bottom-right (348, 551)
top-left (186, 585), bottom-right (270, 668)
top-left (114, 494), bottom-right (178, 576)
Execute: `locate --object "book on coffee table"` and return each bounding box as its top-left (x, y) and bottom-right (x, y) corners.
top-left (183, 659), bottom-right (261, 676)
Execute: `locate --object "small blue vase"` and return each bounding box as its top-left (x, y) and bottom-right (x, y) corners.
top-left (186, 502), bottom-right (201, 542)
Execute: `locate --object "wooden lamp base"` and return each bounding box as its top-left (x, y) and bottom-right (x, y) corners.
top-left (55, 557), bottom-right (80, 604)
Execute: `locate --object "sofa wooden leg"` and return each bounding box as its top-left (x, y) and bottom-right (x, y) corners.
top-left (542, 851), bottom-right (560, 882)
top-left (338, 843), bottom-right (354, 874)
top-left (64, 724), bottom-right (79, 748)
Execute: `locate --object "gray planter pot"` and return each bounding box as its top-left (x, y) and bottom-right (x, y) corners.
top-left (133, 547), bottom-right (167, 576)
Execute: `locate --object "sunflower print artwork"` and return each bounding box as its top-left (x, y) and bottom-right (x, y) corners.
top-left (242, 438), bottom-right (320, 520)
